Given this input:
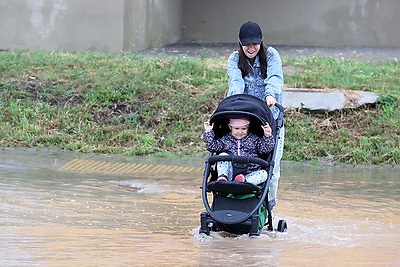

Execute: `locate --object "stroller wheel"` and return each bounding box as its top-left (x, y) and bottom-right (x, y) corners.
top-left (199, 212), bottom-right (212, 235)
top-left (277, 220), bottom-right (287, 232)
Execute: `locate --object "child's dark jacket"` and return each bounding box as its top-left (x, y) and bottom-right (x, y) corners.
top-left (203, 130), bottom-right (275, 173)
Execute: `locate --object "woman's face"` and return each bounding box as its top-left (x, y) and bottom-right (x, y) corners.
top-left (241, 43), bottom-right (260, 59)
top-left (230, 125), bottom-right (249, 140)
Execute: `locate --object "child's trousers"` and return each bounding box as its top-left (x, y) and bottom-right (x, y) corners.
top-left (216, 153), bottom-right (268, 185)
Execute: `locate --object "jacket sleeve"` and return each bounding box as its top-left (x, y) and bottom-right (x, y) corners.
top-left (257, 135), bottom-right (275, 154)
top-left (203, 131), bottom-right (226, 153)
top-left (264, 47), bottom-right (284, 100)
top-left (227, 51), bottom-right (245, 96)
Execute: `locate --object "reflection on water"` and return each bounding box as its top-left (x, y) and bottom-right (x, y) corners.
top-left (1, 148), bottom-right (399, 266)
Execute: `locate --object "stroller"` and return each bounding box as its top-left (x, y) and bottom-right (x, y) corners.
top-left (199, 94), bottom-right (287, 236)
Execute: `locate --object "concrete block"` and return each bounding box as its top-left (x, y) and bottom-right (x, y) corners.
top-left (282, 88), bottom-right (378, 111)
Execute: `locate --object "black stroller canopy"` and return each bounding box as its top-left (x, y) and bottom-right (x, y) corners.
top-left (209, 94), bottom-right (276, 138)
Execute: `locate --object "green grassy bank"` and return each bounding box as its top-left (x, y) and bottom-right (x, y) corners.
top-left (0, 50), bottom-right (399, 165)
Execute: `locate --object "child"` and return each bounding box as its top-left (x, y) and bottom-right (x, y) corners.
top-left (203, 117), bottom-right (274, 185)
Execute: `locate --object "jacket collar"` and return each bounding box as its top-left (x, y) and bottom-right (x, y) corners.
top-left (247, 55), bottom-right (260, 68)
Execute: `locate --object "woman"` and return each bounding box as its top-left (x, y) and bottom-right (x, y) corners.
top-left (227, 21), bottom-right (284, 214)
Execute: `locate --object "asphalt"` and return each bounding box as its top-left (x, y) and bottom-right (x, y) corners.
top-left (138, 42), bottom-right (399, 62)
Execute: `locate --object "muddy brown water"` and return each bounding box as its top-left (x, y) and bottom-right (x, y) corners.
top-left (1, 148), bottom-right (399, 266)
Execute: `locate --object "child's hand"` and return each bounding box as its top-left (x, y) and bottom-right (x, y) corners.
top-left (261, 123), bottom-right (272, 137)
top-left (204, 121), bottom-right (214, 132)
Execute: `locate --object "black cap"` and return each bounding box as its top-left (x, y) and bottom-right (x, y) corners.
top-left (239, 21), bottom-right (263, 46)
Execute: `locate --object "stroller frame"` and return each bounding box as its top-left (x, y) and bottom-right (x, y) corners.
top-left (199, 94), bottom-right (286, 236)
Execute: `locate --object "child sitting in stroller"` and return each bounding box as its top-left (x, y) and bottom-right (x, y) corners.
top-left (203, 117), bottom-right (274, 185)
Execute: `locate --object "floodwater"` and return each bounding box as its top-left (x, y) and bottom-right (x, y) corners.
top-left (1, 148), bottom-right (399, 266)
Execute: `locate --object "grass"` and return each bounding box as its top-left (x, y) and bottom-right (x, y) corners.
top-left (0, 50), bottom-right (399, 165)
top-left (283, 56), bottom-right (399, 165)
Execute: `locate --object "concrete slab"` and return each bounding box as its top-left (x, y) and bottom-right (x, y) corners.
top-left (282, 88), bottom-right (378, 111)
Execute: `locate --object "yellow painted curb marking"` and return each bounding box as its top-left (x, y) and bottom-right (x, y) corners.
top-left (57, 159), bottom-right (203, 174)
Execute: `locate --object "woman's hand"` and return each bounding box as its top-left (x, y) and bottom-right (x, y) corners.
top-left (265, 95), bottom-right (277, 108)
top-left (261, 123), bottom-right (272, 137)
top-left (204, 121), bottom-right (213, 132)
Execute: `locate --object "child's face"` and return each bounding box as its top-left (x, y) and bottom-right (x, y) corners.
top-left (230, 125), bottom-right (249, 140)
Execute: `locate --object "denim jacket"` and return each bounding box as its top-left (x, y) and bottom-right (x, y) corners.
top-left (227, 46), bottom-right (284, 119)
